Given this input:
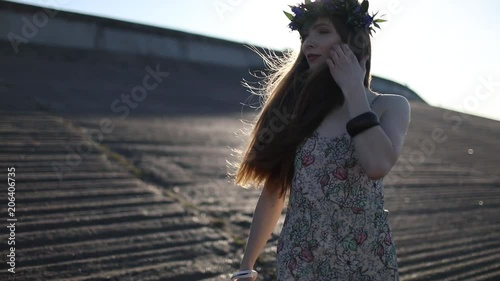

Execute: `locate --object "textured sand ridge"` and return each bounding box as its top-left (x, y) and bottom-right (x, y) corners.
top-left (2, 102), bottom-right (499, 280)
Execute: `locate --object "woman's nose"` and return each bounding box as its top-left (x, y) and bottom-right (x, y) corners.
top-left (303, 38), bottom-right (315, 50)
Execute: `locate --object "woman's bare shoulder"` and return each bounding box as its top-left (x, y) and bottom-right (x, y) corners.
top-left (372, 93), bottom-right (409, 117)
top-left (378, 93), bottom-right (410, 104)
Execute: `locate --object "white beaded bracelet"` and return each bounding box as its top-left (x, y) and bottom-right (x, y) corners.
top-left (230, 269), bottom-right (258, 280)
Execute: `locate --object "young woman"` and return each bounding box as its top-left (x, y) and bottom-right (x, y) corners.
top-left (228, 0), bottom-right (411, 280)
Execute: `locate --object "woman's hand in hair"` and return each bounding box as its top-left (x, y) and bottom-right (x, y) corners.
top-left (326, 43), bottom-right (369, 93)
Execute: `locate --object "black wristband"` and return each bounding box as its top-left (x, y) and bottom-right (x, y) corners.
top-left (346, 111), bottom-right (380, 138)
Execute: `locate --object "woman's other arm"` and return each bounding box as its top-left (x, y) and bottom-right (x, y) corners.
top-left (238, 184), bottom-right (286, 274)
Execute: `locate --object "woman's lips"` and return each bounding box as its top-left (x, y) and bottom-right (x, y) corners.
top-left (307, 55), bottom-right (320, 63)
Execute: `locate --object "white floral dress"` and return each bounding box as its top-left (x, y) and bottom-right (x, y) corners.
top-left (276, 97), bottom-right (399, 281)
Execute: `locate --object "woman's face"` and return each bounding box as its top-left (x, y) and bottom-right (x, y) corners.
top-left (301, 17), bottom-right (342, 70)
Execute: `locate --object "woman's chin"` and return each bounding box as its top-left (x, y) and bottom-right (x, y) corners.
top-left (308, 60), bottom-right (326, 71)
top-left (308, 62), bottom-right (318, 70)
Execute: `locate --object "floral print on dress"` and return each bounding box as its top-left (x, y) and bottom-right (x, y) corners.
top-left (277, 128), bottom-right (399, 281)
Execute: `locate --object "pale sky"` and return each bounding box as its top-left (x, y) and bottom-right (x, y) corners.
top-left (7, 0), bottom-right (500, 121)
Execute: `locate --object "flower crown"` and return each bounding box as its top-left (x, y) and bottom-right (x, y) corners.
top-left (284, 0), bottom-right (386, 36)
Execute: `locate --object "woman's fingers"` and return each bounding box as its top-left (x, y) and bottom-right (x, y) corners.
top-left (341, 44), bottom-right (358, 63)
top-left (330, 48), bottom-right (339, 63)
top-left (326, 57), bottom-right (335, 70)
top-left (333, 43), bottom-right (346, 59)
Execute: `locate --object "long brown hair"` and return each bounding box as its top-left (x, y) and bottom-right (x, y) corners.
top-left (227, 10), bottom-right (373, 199)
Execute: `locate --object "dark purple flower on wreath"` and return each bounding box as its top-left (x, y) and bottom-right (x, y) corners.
top-left (363, 14), bottom-right (373, 27)
top-left (292, 6), bottom-right (303, 16)
top-left (354, 5), bottom-right (361, 14)
top-left (289, 21), bottom-right (302, 31)
top-left (325, 3), bottom-right (336, 11)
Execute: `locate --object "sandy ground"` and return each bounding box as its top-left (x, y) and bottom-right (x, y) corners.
top-left (65, 103), bottom-right (500, 281)
top-left (2, 107), bottom-right (499, 280)
top-left (1, 41), bottom-right (500, 280)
